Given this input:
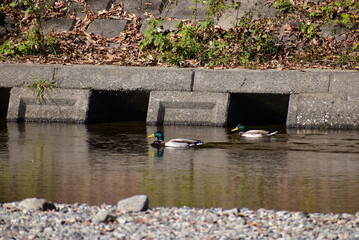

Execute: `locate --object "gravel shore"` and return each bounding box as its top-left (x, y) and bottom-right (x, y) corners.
top-left (1, 201), bottom-right (359, 240)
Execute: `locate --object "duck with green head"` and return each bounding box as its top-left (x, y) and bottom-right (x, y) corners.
top-left (231, 124), bottom-right (278, 138)
top-left (148, 131), bottom-right (204, 148)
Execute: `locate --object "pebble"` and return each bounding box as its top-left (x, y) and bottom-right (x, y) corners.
top-left (0, 198), bottom-right (359, 239)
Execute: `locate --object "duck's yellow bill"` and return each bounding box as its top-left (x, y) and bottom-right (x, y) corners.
top-left (148, 134), bottom-right (155, 138)
top-left (231, 127), bottom-right (239, 132)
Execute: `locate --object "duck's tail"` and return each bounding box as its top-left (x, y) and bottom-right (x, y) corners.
top-left (267, 131), bottom-right (278, 136)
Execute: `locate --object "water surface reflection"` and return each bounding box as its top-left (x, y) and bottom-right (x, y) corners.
top-left (0, 121), bottom-right (358, 214)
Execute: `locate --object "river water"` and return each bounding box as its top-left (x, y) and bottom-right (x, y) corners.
top-left (0, 121), bottom-right (358, 214)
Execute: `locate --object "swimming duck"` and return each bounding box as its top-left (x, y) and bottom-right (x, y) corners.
top-left (231, 124), bottom-right (278, 138)
top-left (148, 131), bottom-right (204, 148)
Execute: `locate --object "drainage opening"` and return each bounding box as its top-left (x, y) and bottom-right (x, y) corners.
top-left (227, 93), bottom-right (289, 126)
top-left (87, 90), bottom-right (149, 123)
top-left (0, 88), bottom-right (11, 119)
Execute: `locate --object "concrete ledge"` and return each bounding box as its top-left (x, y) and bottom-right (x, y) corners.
top-left (7, 87), bottom-right (91, 123)
top-left (0, 64), bottom-right (55, 87)
top-left (55, 65), bottom-right (194, 91)
top-left (330, 72), bottom-right (359, 96)
top-left (0, 64), bottom-right (194, 92)
top-left (193, 69), bottom-right (331, 94)
top-left (86, 19), bottom-right (129, 38)
top-left (146, 91), bottom-right (230, 126)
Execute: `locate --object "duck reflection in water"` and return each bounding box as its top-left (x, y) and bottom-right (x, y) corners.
top-left (148, 148), bottom-right (164, 158)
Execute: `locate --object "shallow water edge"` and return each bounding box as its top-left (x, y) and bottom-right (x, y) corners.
top-left (0, 121), bottom-right (358, 214)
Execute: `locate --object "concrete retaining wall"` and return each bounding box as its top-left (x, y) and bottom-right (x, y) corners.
top-left (7, 87), bottom-right (92, 123)
top-left (146, 91), bottom-right (229, 126)
top-left (0, 63), bottom-right (358, 129)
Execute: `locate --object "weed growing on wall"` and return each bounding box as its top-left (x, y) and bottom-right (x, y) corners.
top-left (28, 77), bottom-right (57, 104)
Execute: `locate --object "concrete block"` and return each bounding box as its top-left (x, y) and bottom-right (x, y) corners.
top-left (193, 69), bottom-right (330, 94)
top-left (161, 0), bottom-right (207, 19)
top-left (217, 0), bottom-right (279, 29)
top-left (320, 25), bottom-right (349, 41)
top-left (287, 93), bottom-right (359, 129)
top-left (330, 72), bottom-right (359, 96)
top-left (218, 10), bottom-right (247, 29)
top-left (68, 2), bottom-right (86, 19)
top-left (42, 18), bottom-right (75, 34)
top-left (0, 64), bottom-right (193, 92)
top-left (86, 19), bottom-right (129, 38)
top-left (87, 0), bottom-right (112, 12)
top-left (228, 0), bottom-right (250, 10)
top-left (124, 0), bottom-right (162, 17)
top-left (287, 93), bottom-right (332, 128)
top-left (7, 87), bottom-right (91, 123)
top-left (0, 64), bottom-right (56, 87)
top-left (253, 0), bottom-right (280, 18)
top-left (329, 96), bottom-right (359, 128)
top-left (55, 65), bottom-right (194, 91)
top-left (146, 91), bottom-right (229, 126)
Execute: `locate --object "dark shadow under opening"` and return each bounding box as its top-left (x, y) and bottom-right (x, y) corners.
top-left (0, 88), bottom-right (11, 119)
top-left (227, 93), bottom-right (289, 126)
top-left (87, 90), bottom-right (150, 123)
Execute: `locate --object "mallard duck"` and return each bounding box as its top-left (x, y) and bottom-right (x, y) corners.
top-left (148, 131), bottom-right (204, 148)
top-left (231, 124), bottom-right (278, 138)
